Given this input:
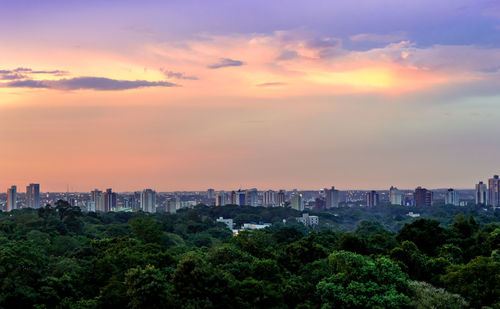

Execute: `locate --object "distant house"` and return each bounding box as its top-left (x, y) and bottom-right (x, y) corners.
top-left (216, 217), bottom-right (234, 229)
top-left (296, 213), bottom-right (319, 226)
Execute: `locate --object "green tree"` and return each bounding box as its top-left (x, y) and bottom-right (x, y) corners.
top-left (317, 251), bottom-right (411, 309)
top-left (129, 217), bottom-right (162, 244)
top-left (125, 265), bottom-right (171, 309)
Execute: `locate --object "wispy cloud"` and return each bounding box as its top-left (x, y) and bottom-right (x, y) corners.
top-left (0, 67), bottom-right (69, 81)
top-left (3, 77), bottom-right (177, 91)
top-left (160, 68), bottom-right (198, 80)
top-left (207, 58), bottom-right (244, 69)
top-left (256, 82), bottom-right (287, 87)
top-left (350, 32), bottom-right (407, 43)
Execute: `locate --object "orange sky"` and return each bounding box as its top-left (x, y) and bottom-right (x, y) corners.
top-left (1, 2), bottom-right (500, 191)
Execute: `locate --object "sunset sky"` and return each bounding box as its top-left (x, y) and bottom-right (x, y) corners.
top-left (1, 0), bottom-right (500, 192)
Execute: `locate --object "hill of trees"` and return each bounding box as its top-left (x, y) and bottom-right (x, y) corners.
top-left (0, 201), bottom-right (499, 308)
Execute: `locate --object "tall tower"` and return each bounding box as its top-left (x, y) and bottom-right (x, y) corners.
top-left (488, 175), bottom-right (500, 207)
top-left (26, 183), bottom-right (40, 209)
top-left (103, 188), bottom-right (117, 212)
top-left (366, 190), bottom-right (379, 207)
top-left (7, 185), bottom-right (17, 211)
top-left (444, 188), bottom-right (459, 206)
top-left (246, 188), bottom-right (259, 206)
top-left (141, 189), bottom-right (157, 213)
top-left (91, 189), bottom-right (105, 212)
top-left (389, 186), bottom-right (402, 205)
top-left (475, 181), bottom-right (488, 205)
top-left (415, 187), bottom-right (432, 206)
top-left (324, 186), bottom-right (340, 208)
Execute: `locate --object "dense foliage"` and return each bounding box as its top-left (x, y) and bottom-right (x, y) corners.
top-left (0, 201), bottom-right (499, 308)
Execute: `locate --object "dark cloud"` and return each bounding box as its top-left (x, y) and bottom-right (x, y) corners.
top-left (256, 82), bottom-right (287, 87)
top-left (0, 73), bottom-right (26, 80)
top-left (208, 58), bottom-right (244, 69)
top-left (160, 68), bottom-right (198, 80)
top-left (3, 77), bottom-right (178, 91)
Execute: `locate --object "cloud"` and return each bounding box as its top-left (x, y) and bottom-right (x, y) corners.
top-left (207, 58), bottom-right (244, 69)
top-left (3, 77), bottom-right (178, 91)
top-left (0, 67), bottom-right (69, 81)
top-left (350, 32), bottom-right (407, 43)
top-left (256, 82), bottom-right (287, 87)
top-left (276, 50), bottom-right (299, 61)
top-left (160, 68), bottom-right (198, 80)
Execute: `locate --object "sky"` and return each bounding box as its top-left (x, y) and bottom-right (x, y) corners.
top-left (1, 0), bottom-right (500, 192)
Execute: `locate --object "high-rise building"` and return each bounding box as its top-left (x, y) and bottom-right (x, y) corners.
top-left (314, 197), bottom-right (326, 210)
top-left (7, 185), bottom-right (17, 211)
top-left (235, 189), bottom-right (246, 206)
top-left (103, 188), bottom-right (117, 212)
top-left (366, 190), bottom-right (379, 207)
top-left (246, 188), bottom-right (259, 206)
top-left (263, 190), bottom-right (276, 207)
top-left (475, 181), bottom-right (488, 205)
top-left (290, 193), bottom-right (304, 211)
top-left (207, 188), bottom-right (216, 199)
top-left (389, 186), bottom-right (402, 205)
top-left (230, 191), bottom-right (237, 205)
top-left (87, 201), bottom-right (96, 212)
top-left (324, 186), bottom-right (340, 208)
top-left (415, 187), bottom-right (433, 206)
top-left (91, 189), bottom-right (105, 212)
top-left (26, 183), bottom-right (40, 209)
top-left (277, 190), bottom-right (286, 206)
top-left (166, 198), bottom-right (178, 213)
top-left (141, 189), bottom-right (156, 213)
top-left (488, 175), bottom-right (500, 207)
top-left (216, 191), bottom-right (227, 206)
top-left (444, 188), bottom-right (459, 206)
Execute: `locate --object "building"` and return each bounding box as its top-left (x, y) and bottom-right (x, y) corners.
top-left (103, 188), bottom-right (117, 212)
top-left (324, 186), bottom-right (340, 208)
top-left (263, 190), bottom-right (276, 206)
top-left (276, 190), bottom-right (286, 206)
top-left (475, 181), bottom-right (488, 205)
top-left (207, 188), bottom-right (216, 199)
top-left (488, 175), bottom-right (500, 207)
top-left (389, 186), bottom-right (402, 205)
top-left (366, 190), bottom-right (379, 207)
top-left (140, 189), bottom-right (156, 213)
top-left (242, 223), bottom-right (271, 230)
top-left (444, 188), bottom-right (460, 206)
top-left (91, 189), bottom-right (105, 212)
top-left (166, 197), bottom-right (181, 212)
top-left (246, 188), bottom-right (259, 206)
top-left (87, 201), bottom-right (96, 212)
top-left (314, 197), bottom-right (326, 210)
top-left (296, 213), bottom-right (319, 226)
top-left (7, 185), bottom-right (17, 211)
top-left (26, 183), bottom-right (40, 209)
top-left (290, 193), bottom-right (304, 211)
top-left (216, 217), bottom-right (234, 229)
top-left (216, 191), bottom-right (227, 206)
top-left (235, 189), bottom-right (246, 206)
top-left (415, 187), bottom-right (433, 206)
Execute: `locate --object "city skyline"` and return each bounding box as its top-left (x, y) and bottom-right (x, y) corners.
top-left (1, 0), bottom-right (500, 191)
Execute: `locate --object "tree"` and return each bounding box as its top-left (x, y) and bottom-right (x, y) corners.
top-left (125, 265), bottom-right (171, 309)
top-left (129, 217), bottom-right (162, 244)
top-left (441, 256), bottom-right (500, 308)
top-left (317, 251), bottom-right (411, 308)
top-left (409, 281), bottom-right (467, 309)
top-left (397, 219), bottom-right (446, 256)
